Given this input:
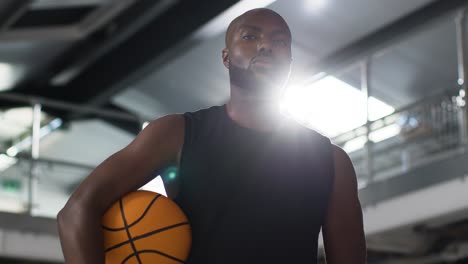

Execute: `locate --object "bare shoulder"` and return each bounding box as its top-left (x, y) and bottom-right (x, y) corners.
top-left (141, 114), bottom-right (184, 137)
top-left (136, 114), bottom-right (185, 198)
top-left (328, 144), bottom-right (359, 203)
top-left (331, 145), bottom-right (357, 185)
top-left (129, 114), bottom-right (185, 163)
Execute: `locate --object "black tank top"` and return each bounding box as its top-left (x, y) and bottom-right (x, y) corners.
top-left (175, 105), bottom-right (334, 264)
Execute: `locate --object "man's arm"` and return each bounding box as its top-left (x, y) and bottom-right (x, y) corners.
top-left (322, 145), bottom-right (367, 264)
top-left (57, 114), bottom-right (185, 264)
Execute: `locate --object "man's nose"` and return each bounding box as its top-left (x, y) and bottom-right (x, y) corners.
top-left (258, 39), bottom-right (273, 54)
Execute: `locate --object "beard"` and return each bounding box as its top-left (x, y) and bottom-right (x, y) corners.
top-left (228, 60), bottom-right (290, 100)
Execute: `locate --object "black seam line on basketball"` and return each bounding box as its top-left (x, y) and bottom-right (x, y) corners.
top-left (122, 250), bottom-right (185, 264)
top-left (119, 199), bottom-right (143, 264)
top-left (102, 194), bottom-right (162, 231)
top-left (104, 222), bottom-right (190, 253)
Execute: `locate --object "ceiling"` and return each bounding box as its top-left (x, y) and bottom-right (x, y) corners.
top-left (338, 14), bottom-right (458, 108)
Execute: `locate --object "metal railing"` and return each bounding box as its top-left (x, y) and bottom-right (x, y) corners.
top-left (327, 9), bottom-right (468, 187)
top-left (332, 90), bottom-right (464, 187)
top-left (0, 93), bottom-right (145, 217)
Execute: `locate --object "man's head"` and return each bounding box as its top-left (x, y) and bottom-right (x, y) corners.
top-left (222, 8), bottom-right (292, 99)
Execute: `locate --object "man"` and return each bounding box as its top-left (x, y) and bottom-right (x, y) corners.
top-left (57, 8), bottom-right (366, 264)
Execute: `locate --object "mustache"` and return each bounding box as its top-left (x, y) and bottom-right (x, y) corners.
top-left (251, 51), bottom-right (277, 64)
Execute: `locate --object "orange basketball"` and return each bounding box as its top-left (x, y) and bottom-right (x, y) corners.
top-left (101, 190), bottom-right (191, 264)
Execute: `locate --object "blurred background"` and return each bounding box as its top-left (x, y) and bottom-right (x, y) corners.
top-left (0, 0), bottom-right (468, 263)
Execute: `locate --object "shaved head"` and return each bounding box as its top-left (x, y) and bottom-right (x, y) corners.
top-left (225, 8), bottom-right (291, 47)
top-left (221, 8), bottom-right (292, 98)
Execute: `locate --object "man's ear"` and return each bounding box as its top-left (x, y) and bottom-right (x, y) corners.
top-left (222, 48), bottom-right (229, 69)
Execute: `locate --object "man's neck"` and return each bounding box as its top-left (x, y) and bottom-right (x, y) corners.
top-left (226, 86), bottom-right (283, 132)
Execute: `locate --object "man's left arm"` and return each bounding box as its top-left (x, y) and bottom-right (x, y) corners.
top-left (322, 145), bottom-right (367, 264)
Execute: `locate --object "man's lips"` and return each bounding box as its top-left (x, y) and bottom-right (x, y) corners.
top-left (252, 57), bottom-right (275, 68)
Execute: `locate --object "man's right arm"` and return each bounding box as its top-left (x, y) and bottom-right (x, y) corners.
top-left (57, 114), bottom-right (185, 264)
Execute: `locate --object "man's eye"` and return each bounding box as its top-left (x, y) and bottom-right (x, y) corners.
top-left (242, 35), bottom-right (256, 40)
top-left (274, 40), bottom-right (287, 46)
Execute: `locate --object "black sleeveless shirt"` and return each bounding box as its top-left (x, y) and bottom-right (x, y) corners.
top-left (175, 105), bottom-right (334, 264)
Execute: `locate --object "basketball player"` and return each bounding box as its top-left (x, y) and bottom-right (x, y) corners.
top-left (57, 8), bottom-right (366, 264)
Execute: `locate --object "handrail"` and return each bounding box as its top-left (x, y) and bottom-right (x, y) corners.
top-left (332, 89), bottom-right (458, 144)
top-left (7, 153), bottom-right (96, 171)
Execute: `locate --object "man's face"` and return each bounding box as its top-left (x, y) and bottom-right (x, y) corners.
top-left (223, 10), bottom-right (292, 98)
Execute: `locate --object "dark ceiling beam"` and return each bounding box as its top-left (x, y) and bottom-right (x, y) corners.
top-left (37, 0), bottom-right (239, 104)
top-left (47, 0), bottom-right (177, 87)
top-left (0, 92), bottom-right (142, 136)
top-left (15, 0), bottom-right (176, 95)
top-left (0, 0), bottom-right (33, 29)
top-left (313, 0), bottom-right (468, 76)
top-left (79, 102), bottom-right (143, 135)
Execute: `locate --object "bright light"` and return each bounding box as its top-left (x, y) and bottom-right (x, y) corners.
top-left (142, 121), bottom-right (149, 130)
top-left (168, 171), bottom-right (177, 180)
top-left (342, 136), bottom-right (367, 153)
top-left (357, 178), bottom-right (369, 190)
top-left (0, 107), bottom-right (47, 140)
top-left (4, 107), bottom-right (46, 127)
top-left (194, 0), bottom-right (278, 39)
top-left (342, 124), bottom-right (401, 153)
top-left (0, 197), bottom-right (25, 213)
top-left (139, 176), bottom-right (167, 197)
top-left (305, 0), bottom-right (328, 12)
top-left (39, 118), bottom-right (62, 138)
top-left (6, 147), bottom-right (18, 157)
top-left (369, 124), bottom-right (401, 142)
top-left (5, 118), bottom-right (63, 156)
top-left (0, 63), bottom-right (16, 91)
top-left (0, 154), bottom-right (17, 171)
top-left (281, 76), bottom-right (395, 137)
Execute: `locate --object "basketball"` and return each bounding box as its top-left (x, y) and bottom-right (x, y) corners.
top-left (101, 190), bottom-right (191, 264)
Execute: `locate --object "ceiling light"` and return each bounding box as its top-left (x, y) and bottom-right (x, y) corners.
top-left (6, 147), bottom-right (18, 157)
top-left (281, 76), bottom-right (395, 137)
top-left (343, 136), bottom-right (367, 153)
top-left (305, 0), bottom-right (328, 12)
top-left (369, 124), bottom-right (401, 143)
top-left (7, 118), bottom-right (63, 156)
top-left (0, 63), bottom-right (16, 91)
top-left (0, 197), bottom-right (25, 214)
top-left (4, 107), bottom-right (47, 127)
